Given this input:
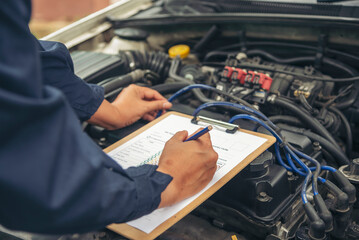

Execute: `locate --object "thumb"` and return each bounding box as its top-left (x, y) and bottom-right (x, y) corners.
top-left (146, 100), bottom-right (172, 112)
top-left (172, 130), bottom-right (188, 142)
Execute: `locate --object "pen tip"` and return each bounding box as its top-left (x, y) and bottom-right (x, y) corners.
top-left (208, 125), bottom-right (213, 131)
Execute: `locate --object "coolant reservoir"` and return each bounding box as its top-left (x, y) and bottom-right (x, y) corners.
top-left (168, 44), bottom-right (190, 59)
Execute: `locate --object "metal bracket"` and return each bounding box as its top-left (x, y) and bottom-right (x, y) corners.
top-left (315, 34), bottom-right (328, 70)
top-left (238, 31), bottom-right (247, 53)
top-left (191, 115), bottom-right (239, 134)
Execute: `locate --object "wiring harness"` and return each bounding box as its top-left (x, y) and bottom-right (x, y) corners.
top-left (161, 84), bottom-right (356, 239)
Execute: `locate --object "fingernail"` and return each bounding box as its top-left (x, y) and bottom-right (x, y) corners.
top-left (163, 102), bottom-right (172, 108)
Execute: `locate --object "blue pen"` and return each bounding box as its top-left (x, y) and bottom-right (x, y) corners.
top-left (184, 125), bottom-right (213, 142)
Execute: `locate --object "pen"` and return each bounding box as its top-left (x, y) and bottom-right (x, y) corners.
top-left (184, 125), bottom-right (213, 142)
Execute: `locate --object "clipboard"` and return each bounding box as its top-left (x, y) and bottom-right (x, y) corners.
top-left (104, 111), bottom-right (276, 240)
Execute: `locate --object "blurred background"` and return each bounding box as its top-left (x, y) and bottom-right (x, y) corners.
top-left (30, 0), bottom-right (119, 38)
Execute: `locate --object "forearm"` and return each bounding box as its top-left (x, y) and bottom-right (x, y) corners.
top-left (87, 99), bottom-right (122, 130)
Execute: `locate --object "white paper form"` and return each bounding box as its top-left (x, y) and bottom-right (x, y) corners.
top-left (107, 114), bottom-right (268, 234)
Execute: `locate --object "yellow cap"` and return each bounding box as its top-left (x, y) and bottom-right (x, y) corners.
top-left (168, 44), bottom-right (190, 59)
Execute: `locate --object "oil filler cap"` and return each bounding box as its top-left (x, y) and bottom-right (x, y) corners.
top-left (249, 151), bottom-right (273, 174)
top-left (168, 44), bottom-right (190, 59)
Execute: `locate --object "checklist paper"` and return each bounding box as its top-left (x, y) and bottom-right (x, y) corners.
top-left (107, 114), bottom-right (269, 234)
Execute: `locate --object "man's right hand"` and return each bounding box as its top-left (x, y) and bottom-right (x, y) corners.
top-left (156, 130), bottom-right (218, 208)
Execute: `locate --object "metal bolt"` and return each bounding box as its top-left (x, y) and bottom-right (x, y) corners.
top-left (287, 171), bottom-right (296, 181)
top-left (257, 191), bottom-right (271, 202)
top-left (267, 94), bottom-right (276, 103)
top-left (313, 141), bottom-right (321, 151)
top-left (259, 192), bottom-right (267, 198)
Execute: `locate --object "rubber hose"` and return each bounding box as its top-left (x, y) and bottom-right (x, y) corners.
top-left (120, 51), bottom-right (170, 81)
top-left (335, 81), bottom-right (359, 109)
top-left (299, 94), bottom-right (315, 114)
top-left (246, 49), bottom-right (358, 77)
top-left (150, 82), bottom-right (189, 95)
top-left (334, 90), bottom-right (357, 109)
top-left (302, 131), bottom-right (349, 166)
top-left (103, 75), bottom-right (132, 94)
top-left (269, 115), bottom-right (303, 126)
top-left (329, 106), bottom-right (353, 157)
top-left (321, 148), bottom-right (337, 166)
top-left (271, 97), bottom-right (340, 149)
top-left (169, 57), bottom-right (254, 107)
top-left (192, 89), bottom-right (214, 103)
top-left (105, 87), bottom-right (123, 99)
top-left (97, 76), bottom-right (117, 86)
top-left (203, 51), bottom-right (230, 62)
top-left (235, 62), bottom-right (359, 82)
top-left (193, 25), bottom-right (220, 53)
top-left (324, 57), bottom-right (358, 77)
top-left (102, 69), bottom-right (144, 94)
top-left (217, 41), bottom-right (359, 63)
top-left (278, 124), bottom-right (349, 166)
top-left (167, 57), bottom-right (214, 102)
top-left (204, 49), bottom-right (358, 78)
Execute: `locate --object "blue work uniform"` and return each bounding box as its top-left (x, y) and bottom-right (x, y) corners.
top-left (0, 0), bottom-right (172, 234)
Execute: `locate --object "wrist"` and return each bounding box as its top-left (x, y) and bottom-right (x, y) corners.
top-left (158, 182), bottom-right (177, 208)
top-left (87, 99), bottom-right (123, 130)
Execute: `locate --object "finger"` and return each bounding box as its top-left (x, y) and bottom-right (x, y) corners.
top-left (142, 111), bottom-right (157, 121)
top-left (149, 110), bottom-right (158, 117)
top-left (141, 87), bottom-right (167, 101)
top-left (162, 102), bottom-right (172, 110)
top-left (172, 130), bottom-right (188, 142)
top-left (197, 130), bottom-right (213, 145)
top-left (155, 107), bottom-right (168, 117)
top-left (143, 110), bottom-right (157, 117)
top-left (145, 100), bottom-right (172, 113)
top-left (142, 114), bottom-right (155, 122)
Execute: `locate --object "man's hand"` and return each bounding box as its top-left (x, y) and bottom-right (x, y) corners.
top-left (111, 84), bottom-right (172, 127)
top-left (157, 130), bottom-right (218, 208)
top-left (88, 85), bottom-right (172, 130)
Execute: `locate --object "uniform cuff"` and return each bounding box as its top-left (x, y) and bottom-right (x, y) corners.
top-left (37, 40), bottom-right (105, 121)
top-left (125, 165), bottom-right (173, 219)
top-left (78, 84), bottom-right (105, 120)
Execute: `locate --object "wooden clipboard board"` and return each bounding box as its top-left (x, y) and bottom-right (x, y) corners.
top-left (104, 112), bottom-right (276, 240)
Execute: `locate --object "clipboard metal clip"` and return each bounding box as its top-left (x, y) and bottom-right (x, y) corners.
top-left (191, 115), bottom-right (239, 134)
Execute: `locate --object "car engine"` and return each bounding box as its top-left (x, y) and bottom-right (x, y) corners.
top-left (60, 2), bottom-right (359, 239)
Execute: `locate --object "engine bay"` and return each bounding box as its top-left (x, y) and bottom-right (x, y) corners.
top-left (67, 7), bottom-right (359, 239)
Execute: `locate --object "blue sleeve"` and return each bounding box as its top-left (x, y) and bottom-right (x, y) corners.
top-left (37, 40), bottom-right (104, 121)
top-left (0, 0), bottom-right (172, 234)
